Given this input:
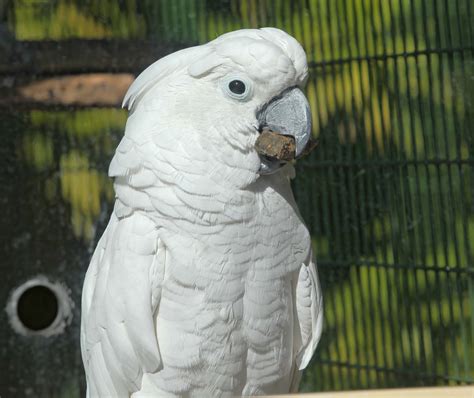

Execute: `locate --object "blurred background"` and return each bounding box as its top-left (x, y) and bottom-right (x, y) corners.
top-left (0, 0), bottom-right (473, 396)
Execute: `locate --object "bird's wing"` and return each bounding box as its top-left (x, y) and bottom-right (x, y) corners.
top-left (290, 254), bottom-right (323, 392)
top-left (81, 89), bottom-right (214, 397)
top-left (81, 210), bottom-right (165, 398)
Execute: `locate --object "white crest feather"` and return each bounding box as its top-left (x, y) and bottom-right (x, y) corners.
top-left (122, 46), bottom-right (203, 111)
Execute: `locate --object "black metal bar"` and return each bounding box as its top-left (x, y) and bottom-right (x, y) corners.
top-left (333, 0), bottom-right (361, 389)
top-left (301, 158), bottom-right (474, 168)
top-left (308, 46), bottom-right (474, 69)
top-left (315, 359), bottom-right (474, 383)
top-left (408, 0), bottom-right (437, 378)
top-left (361, 0), bottom-right (385, 386)
top-left (367, 0), bottom-right (394, 384)
top-left (374, 0), bottom-right (400, 387)
top-left (325, 0), bottom-right (355, 388)
top-left (318, 259), bottom-right (474, 275)
top-left (453, 0), bottom-right (474, 380)
top-left (0, 39), bottom-right (193, 76)
top-left (312, 0), bottom-right (346, 388)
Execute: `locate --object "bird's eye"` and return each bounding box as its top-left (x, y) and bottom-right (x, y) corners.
top-left (221, 75), bottom-right (253, 101)
top-left (228, 80), bottom-right (246, 95)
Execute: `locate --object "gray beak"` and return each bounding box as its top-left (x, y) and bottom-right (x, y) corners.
top-left (256, 87), bottom-right (312, 174)
top-left (257, 87), bottom-right (312, 157)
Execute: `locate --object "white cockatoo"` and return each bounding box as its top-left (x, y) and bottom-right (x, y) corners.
top-left (81, 28), bottom-right (323, 397)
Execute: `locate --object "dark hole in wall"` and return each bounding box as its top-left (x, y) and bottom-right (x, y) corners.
top-left (16, 285), bottom-right (59, 331)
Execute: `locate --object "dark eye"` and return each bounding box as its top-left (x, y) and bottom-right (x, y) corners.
top-left (222, 76), bottom-right (253, 101)
top-left (228, 80), bottom-right (246, 95)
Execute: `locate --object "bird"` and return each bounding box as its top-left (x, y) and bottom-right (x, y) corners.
top-left (81, 27), bottom-right (323, 397)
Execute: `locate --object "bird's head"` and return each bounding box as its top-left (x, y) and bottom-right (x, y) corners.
top-left (123, 28), bottom-right (312, 188)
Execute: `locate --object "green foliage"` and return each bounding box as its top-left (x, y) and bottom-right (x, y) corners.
top-left (19, 110), bottom-right (123, 241)
top-left (9, 0), bottom-right (146, 39)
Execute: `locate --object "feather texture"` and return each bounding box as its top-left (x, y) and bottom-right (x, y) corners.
top-left (81, 27), bottom-right (322, 397)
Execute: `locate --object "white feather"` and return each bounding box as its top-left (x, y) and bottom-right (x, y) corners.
top-left (81, 27), bottom-right (322, 397)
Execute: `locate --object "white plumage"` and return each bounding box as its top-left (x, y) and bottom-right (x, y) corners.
top-left (81, 28), bottom-right (323, 397)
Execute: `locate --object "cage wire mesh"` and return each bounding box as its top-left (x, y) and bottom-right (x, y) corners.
top-left (3, 0), bottom-right (473, 394)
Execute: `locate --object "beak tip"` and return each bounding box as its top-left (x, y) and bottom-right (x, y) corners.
top-left (295, 111), bottom-right (312, 157)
